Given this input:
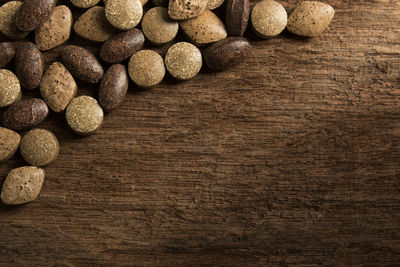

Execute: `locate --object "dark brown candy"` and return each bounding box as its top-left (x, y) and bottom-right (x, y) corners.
top-left (2, 98), bottom-right (49, 131)
top-left (226, 0), bottom-right (250, 36)
top-left (15, 42), bottom-right (44, 90)
top-left (0, 42), bottom-right (15, 68)
top-left (203, 37), bottom-right (252, 71)
top-left (61, 45), bottom-right (104, 84)
top-left (100, 29), bottom-right (145, 64)
top-left (15, 0), bottom-right (56, 32)
top-left (99, 64), bottom-right (129, 113)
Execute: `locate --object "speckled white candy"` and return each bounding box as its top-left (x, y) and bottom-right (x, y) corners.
top-left (105, 0), bottom-right (143, 30)
top-left (66, 96), bottom-right (104, 135)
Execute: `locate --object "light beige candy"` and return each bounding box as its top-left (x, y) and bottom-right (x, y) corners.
top-left (180, 10), bottom-right (227, 45)
top-left (168, 0), bottom-right (207, 20)
top-left (70, 0), bottom-right (101, 8)
top-left (66, 96), bottom-right (104, 135)
top-left (128, 50), bottom-right (165, 88)
top-left (165, 42), bottom-right (202, 80)
top-left (142, 7), bottom-right (179, 45)
top-left (251, 0), bottom-right (287, 38)
top-left (74, 6), bottom-right (116, 42)
top-left (0, 127), bottom-right (21, 162)
top-left (287, 1), bottom-right (334, 37)
top-left (40, 62), bottom-right (77, 112)
top-left (0, 69), bottom-right (21, 108)
top-left (0, 1), bottom-right (29, 40)
top-left (105, 0), bottom-right (143, 30)
top-left (20, 129), bottom-right (60, 167)
top-left (35, 5), bottom-right (73, 51)
top-left (1, 166), bottom-right (45, 205)
top-left (206, 0), bottom-right (224, 10)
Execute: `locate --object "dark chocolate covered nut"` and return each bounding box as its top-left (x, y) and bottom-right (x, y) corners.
top-left (2, 98), bottom-right (49, 131)
top-left (0, 42), bottom-right (15, 68)
top-left (15, 0), bottom-right (56, 31)
top-left (203, 37), bottom-right (251, 71)
top-left (100, 29), bottom-right (145, 64)
top-left (226, 0), bottom-right (250, 36)
top-left (15, 41), bottom-right (44, 90)
top-left (61, 45), bottom-right (104, 84)
top-left (99, 64), bottom-right (129, 113)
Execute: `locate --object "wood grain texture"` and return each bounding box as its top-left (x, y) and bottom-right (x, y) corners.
top-left (1, 0), bottom-right (400, 265)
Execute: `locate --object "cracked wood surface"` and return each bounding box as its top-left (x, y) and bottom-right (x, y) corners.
top-left (1, 0), bottom-right (400, 265)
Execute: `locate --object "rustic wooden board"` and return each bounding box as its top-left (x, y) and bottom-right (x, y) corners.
top-left (1, 0), bottom-right (400, 265)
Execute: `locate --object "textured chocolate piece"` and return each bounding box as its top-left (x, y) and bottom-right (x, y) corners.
top-left (128, 50), bottom-right (165, 88)
top-left (142, 7), bottom-right (179, 45)
top-left (2, 98), bottom-right (49, 131)
top-left (61, 45), bottom-right (104, 84)
top-left (15, 41), bottom-right (44, 90)
top-left (100, 29), bottom-right (145, 64)
top-left (40, 62), bottom-right (77, 112)
top-left (35, 5), bottom-right (73, 51)
top-left (99, 64), bottom-right (129, 113)
top-left (15, 0), bottom-right (56, 31)
top-left (203, 37), bottom-right (251, 71)
top-left (0, 42), bottom-right (15, 68)
top-left (168, 0), bottom-right (207, 20)
top-left (226, 0), bottom-right (250, 36)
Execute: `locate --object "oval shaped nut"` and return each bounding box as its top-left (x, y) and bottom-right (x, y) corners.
top-left (20, 129), bottom-right (59, 166)
top-left (40, 62), bottom-right (77, 112)
top-left (251, 0), bottom-right (287, 38)
top-left (0, 42), bottom-right (16, 68)
top-left (0, 1), bottom-right (30, 40)
top-left (203, 37), bottom-right (251, 71)
top-left (35, 5), bottom-right (73, 51)
top-left (180, 10), bottom-right (227, 46)
top-left (0, 69), bottom-right (21, 108)
top-left (168, 0), bottom-right (207, 20)
top-left (128, 50), bottom-right (165, 88)
top-left (15, 42), bottom-right (44, 90)
top-left (15, 0), bottom-right (56, 32)
top-left (2, 98), bottom-right (49, 131)
top-left (70, 0), bottom-right (101, 8)
top-left (105, 0), bottom-right (143, 30)
top-left (100, 29), bottom-right (145, 64)
top-left (66, 96), bottom-right (104, 135)
top-left (142, 7), bottom-right (179, 45)
top-left (61, 45), bottom-right (104, 84)
top-left (287, 1), bottom-right (334, 37)
top-left (165, 42), bottom-right (202, 80)
top-left (99, 64), bottom-right (129, 113)
top-left (0, 127), bottom-right (21, 162)
top-left (74, 6), bottom-right (116, 42)
top-left (226, 0), bottom-right (250, 36)
top-left (1, 166), bottom-right (45, 205)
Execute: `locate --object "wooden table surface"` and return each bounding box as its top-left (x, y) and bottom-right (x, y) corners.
top-left (1, 0), bottom-right (400, 266)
